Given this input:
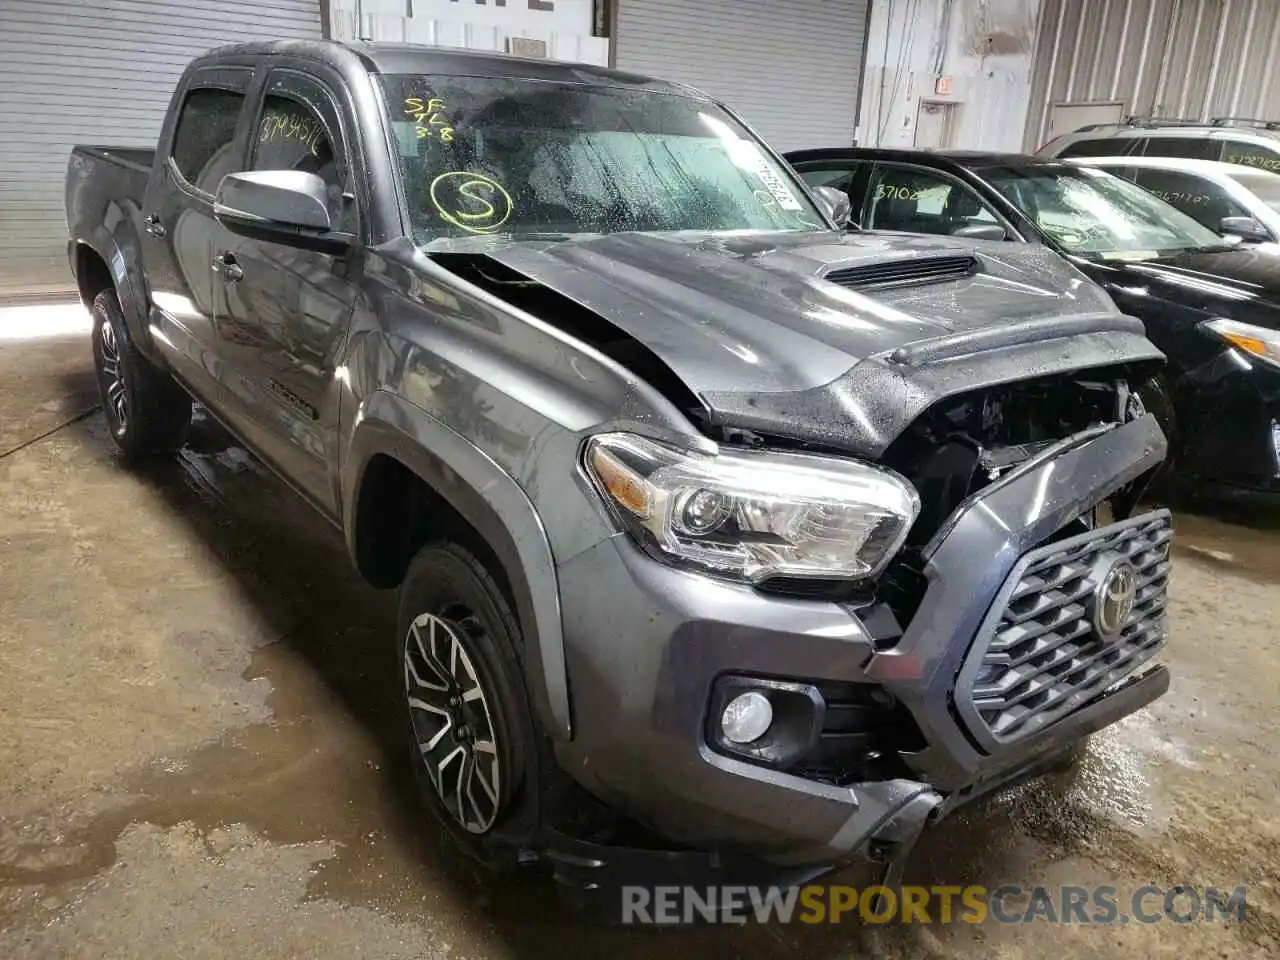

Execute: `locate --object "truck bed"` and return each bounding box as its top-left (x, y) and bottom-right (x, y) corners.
top-left (75, 145), bottom-right (155, 174)
top-left (64, 145), bottom-right (156, 293)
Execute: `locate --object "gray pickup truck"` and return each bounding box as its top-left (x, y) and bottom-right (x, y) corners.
top-left (65, 39), bottom-right (1173, 900)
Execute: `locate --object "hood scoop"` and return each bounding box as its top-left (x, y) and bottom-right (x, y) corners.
top-left (823, 254), bottom-right (979, 290)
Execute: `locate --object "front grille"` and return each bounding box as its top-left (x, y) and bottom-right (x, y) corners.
top-left (955, 510), bottom-right (1172, 748)
top-left (823, 255), bottom-right (978, 290)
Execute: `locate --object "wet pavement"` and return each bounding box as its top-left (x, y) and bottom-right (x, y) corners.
top-left (2, 309), bottom-right (1279, 958)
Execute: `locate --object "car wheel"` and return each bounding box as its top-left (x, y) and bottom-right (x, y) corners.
top-left (396, 541), bottom-right (536, 866)
top-left (91, 289), bottom-right (191, 458)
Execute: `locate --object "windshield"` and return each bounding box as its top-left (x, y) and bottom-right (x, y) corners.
top-left (1226, 169), bottom-right (1280, 215)
top-left (980, 164), bottom-right (1226, 259)
top-left (378, 74), bottom-right (826, 246)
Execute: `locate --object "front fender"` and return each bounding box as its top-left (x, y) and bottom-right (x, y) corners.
top-left (344, 390), bottom-right (571, 741)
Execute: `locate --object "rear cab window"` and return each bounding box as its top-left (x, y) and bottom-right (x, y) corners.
top-left (169, 69), bottom-right (252, 195)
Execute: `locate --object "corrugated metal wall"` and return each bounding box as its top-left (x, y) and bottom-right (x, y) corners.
top-left (613, 0), bottom-right (871, 152)
top-left (1025, 0), bottom-right (1280, 149)
top-left (0, 0), bottom-right (323, 301)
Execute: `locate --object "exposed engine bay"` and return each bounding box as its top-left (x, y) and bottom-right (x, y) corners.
top-left (881, 370), bottom-right (1154, 546)
top-left (861, 370), bottom-right (1161, 644)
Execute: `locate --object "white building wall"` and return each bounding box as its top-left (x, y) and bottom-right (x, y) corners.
top-left (858, 0), bottom-right (1042, 151)
top-left (329, 0), bottom-right (608, 65)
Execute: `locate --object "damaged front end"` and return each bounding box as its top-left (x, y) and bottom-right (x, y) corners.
top-left (415, 236), bottom-right (1173, 891)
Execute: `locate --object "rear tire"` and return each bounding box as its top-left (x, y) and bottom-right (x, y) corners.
top-left (396, 541), bottom-right (539, 869)
top-left (91, 289), bottom-right (191, 458)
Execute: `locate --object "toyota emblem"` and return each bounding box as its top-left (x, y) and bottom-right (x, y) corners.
top-left (1093, 559), bottom-right (1138, 639)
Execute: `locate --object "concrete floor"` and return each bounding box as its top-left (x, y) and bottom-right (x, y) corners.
top-left (1, 306), bottom-right (1278, 958)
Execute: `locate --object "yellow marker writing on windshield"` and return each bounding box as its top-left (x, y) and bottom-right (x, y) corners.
top-left (429, 171), bottom-right (513, 234)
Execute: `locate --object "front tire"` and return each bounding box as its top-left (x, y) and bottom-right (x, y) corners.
top-left (90, 289), bottom-right (191, 459)
top-left (396, 542), bottom-right (538, 867)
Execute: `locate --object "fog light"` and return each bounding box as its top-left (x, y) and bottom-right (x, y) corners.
top-left (720, 691), bottom-right (773, 744)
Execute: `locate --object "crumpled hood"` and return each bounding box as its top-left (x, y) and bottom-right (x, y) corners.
top-left (485, 230), bottom-right (1164, 455)
top-left (492, 230), bottom-right (1121, 394)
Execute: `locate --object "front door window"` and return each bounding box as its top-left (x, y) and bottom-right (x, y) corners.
top-left (864, 165), bottom-right (1000, 237)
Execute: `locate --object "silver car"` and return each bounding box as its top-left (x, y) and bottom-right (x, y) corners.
top-left (1076, 156), bottom-right (1280, 243)
top-left (1037, 117), bottom-right (1280, 172)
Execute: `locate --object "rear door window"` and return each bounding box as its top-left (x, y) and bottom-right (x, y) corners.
top-left (1058, 137), bottom-right (1132, 157)
top-left (864, 164), bottom-right (1001, 236)
top-left (171, 86), bottom-right (248, 194)
top-left (1132, 168), bottom-right (1248, 229)
top-left (1219, 139), bottom-right (1280, 173)
top-left (1140, 136), bottom-right (1221, 160)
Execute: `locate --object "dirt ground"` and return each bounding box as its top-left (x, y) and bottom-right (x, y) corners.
top-left (2, 310), bottom-right (1278, 959)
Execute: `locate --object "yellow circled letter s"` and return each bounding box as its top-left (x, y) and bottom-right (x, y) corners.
top-left (429, 171), bottom-right (513, 235)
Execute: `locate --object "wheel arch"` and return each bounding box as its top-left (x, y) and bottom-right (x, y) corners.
top-left (344, 392), bottom-right (571, 742)
top-left (71, 235), bottom-right (152, 355)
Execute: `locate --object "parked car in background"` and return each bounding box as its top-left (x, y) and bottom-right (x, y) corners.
top-left (786, 147), bottom-right (1280, 498)
top-left (1037, 116), bottom-right (1280, 171)
top-left (1074, 156), bottom-right (1280, 243)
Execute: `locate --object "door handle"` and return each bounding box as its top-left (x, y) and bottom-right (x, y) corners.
top-left (211, 252), bottom-right (243, 282)
top-left (143, 214), bottom-right (166, 238)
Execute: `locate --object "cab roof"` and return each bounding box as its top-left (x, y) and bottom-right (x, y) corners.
top-left (199, 38), bottom-right (697, 97)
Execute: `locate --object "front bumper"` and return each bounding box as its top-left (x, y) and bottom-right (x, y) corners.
top-left (552, 413), bottom-right (1170, 871)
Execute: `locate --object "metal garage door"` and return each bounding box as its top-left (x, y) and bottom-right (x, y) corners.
top-left (613, 0), bottom-right (869, 152)
top-left (0, 0), bottom-right (323, 301)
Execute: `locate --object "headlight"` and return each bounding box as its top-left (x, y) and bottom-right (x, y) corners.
top-left (1202, 317), bottom-right (1280, 369)
top-left (583, 432), bottom-right (919, 583)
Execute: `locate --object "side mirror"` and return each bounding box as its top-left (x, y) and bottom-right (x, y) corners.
top-left (811, 185), bottom-right (853, 226)
top-left (951, 223), bottom-right (1009, 241)
top-left (1219, 216), bottom-right (1270, 243)
top-left (214, 171), bottom-right (350, 253)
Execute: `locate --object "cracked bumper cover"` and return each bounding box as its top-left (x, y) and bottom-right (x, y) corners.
top-left (552, 414), bottom-right (1169, 871)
